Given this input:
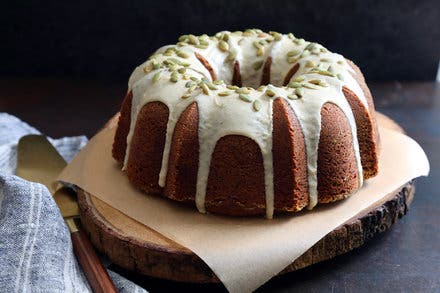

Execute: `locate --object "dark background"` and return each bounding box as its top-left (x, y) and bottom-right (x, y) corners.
top-left (0, 2), bottom-right (439, 292)
top-left (1, 0), bottom-right (439, 82)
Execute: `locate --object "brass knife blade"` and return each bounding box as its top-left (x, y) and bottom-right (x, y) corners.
top-left (17, 135), bottom-right (79, 218)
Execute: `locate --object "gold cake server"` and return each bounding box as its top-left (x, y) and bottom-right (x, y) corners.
top-left (16, 135), bottom-right (117, 293)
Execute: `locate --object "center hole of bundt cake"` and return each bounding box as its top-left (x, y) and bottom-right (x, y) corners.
top-left (195, 52), bottom-right (300, 89)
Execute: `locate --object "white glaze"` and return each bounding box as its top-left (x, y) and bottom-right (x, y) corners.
top-left (123, 30), bottom-right (370, 218)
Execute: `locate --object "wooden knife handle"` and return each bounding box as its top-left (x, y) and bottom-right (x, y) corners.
top-left (70, 223), bottom-right (118, 293)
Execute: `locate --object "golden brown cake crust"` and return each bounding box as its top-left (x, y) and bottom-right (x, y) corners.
top-left (112, 34), bottom-right (380, 217)
top-left (272, 98), bottom-right (308, 212)
top-left (164, 102), bottom-right (199, 203)
top-left (205, 135), bottom-right (266, 216)
top-left (112, 90), bottom-right (132, 164)
top-left (318, 103), bottom-right (360, 203)
top-left (125, 102), bottom-right (168, 195)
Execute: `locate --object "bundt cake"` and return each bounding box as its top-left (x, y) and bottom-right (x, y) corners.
top-left (112, 29), bottom-right (380, 218)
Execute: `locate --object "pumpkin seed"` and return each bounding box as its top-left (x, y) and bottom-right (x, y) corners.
top-left (201, 83), bottom-right (209, 95)
top-left (188, 35), bottom-right (199, 45)
top-left (287, 94), bottom-right (299, 100)
top-left (287, 50), bottom-right (301, 57)
top-left (293, 75), bottom-right (305, 82)
top-left (288, 82), bottom-right (302, 88)
top-left (218, 91), bottom-right (231, 96)
top-left (253, 100), bottom-right (262, 111)
top-left (295, 87), bottom-right (304, 97)
top-left (265, 89), bottom-right (276, 97)
top-left (218, 40), bottom-right (229, 52)
top-left (253, 60), bottom-right (264, 70)
top-left (176, 51), bottom-right (190, 58)
top-left (239, 93), bottom-right (252, 102)
top-left (305, 60), bottom-right (315, 67)
top-left (153, 72), bottom-right (161, 83)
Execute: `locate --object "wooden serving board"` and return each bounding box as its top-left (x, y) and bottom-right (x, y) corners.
top-left (77, 113), bottom-right (414, 283)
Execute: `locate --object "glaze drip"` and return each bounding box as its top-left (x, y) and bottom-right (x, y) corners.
top-left (124, 29), bottom-right (367, 218)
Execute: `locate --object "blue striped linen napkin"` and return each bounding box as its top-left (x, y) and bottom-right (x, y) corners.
top-left (0, 113), bottom-right (147, 293)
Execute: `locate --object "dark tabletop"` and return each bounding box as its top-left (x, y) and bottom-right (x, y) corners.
top-left (1, 79), bottom-right (438, 292)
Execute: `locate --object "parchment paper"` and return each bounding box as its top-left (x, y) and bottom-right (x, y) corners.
top-left (58, 119), bottom-right (429, 293)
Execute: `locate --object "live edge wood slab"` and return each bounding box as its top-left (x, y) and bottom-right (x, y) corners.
top-left (76, 113), bottom-right (415, 283)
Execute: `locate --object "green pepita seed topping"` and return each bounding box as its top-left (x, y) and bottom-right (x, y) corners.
top-left (227, 50), bottom-right (237, 61)
top-left (320, 58), bottom-right (331, 62)
top-left (253, 60), bottom-right (264, 71)
top-left (179, 35), bottom-right (189, 42)
top-left (302, 83), bottom-right (320, 90)
top-left (257, 46), bottom-right (265, 56)
top-left (265, 89), bottom-right (276, 97)
top-left (253, 41), bottom-right (262, 49)
top-left (218, 40), bottom-right (229, 52)
top-left (317, 70), bottom-right (335, 77)
top-left (190, 76), bottom-right (199, 82)
top-left (294, 38), bottom-right (305, 45)
top-left (253, 100), bottom-right (262, 111)
top-left (337, 73), bottom-right (344, 81)
top-left (170, 72), bottom-right (179, 83)
top-left (213, 80), bottom-right (224, 85)
top-left (287, 33), bottom-right (295, 39)
top-left (226, 85), bottom-right (239, 90)
top-left (236, 87), bottom-right (251, 94)
top-left (199, 39), bottom-right (209, 46)
top-left (176, 51), bottom-right (190, 58)
top-left (181, 93), bottom-right (191, 99)
top-left (218, 91), bottom-right (231, 96)
top-left (201, 83), bottom-right (210, 95)
top-left (222, 33), bottom-right (230, 41)
top-left (207, 82), bottom-right (218, 90)
top-left (295, 87), bottom-right (304, 97)
top-left (287, 50), bottom-right (301, 57)
top-left (293, 75), bottom-right (306, 82)
top-left (309, 79), bottom-right (321, 85)
top-left (185, 81), bottom-right (194, 88)
top-left (178, 67), bottom-right (186, 74)
top-left (288, 82), bottom-right (302, 88)
top-left (287, 94), bottom-right (299, 100)
top-left (305, 60), bottom-right (315, 67)
top-left (269, 31), bottom-right (282, 41)
top-left (337, 60), bottom-right (344, 65)
top-left (143, 63), bottom-right (153, 73)
top-left (300, 50), bottom-right (311, 58)
top-left (188, 34), bottom-right (199, 45)
top-left (286, 55), bottom-right (299, 64)
top-left (153, 72), bottom-right (161, 83)
top-left (195, 44), bottom-right (208, 49)
top-left (257, 85), bottom-right (265, 91)
top-left (239, 93), bottom-right (252, 102)
top-left (305, 43), bottom-right (316, 51)
top-left (152, 59), bottom-right (160, 69)
top-left (311, 48), bottom-right (320, 55)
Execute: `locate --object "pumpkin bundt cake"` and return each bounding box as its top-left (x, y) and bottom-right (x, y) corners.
top-left (112, 29), bottom-right (380, 218)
